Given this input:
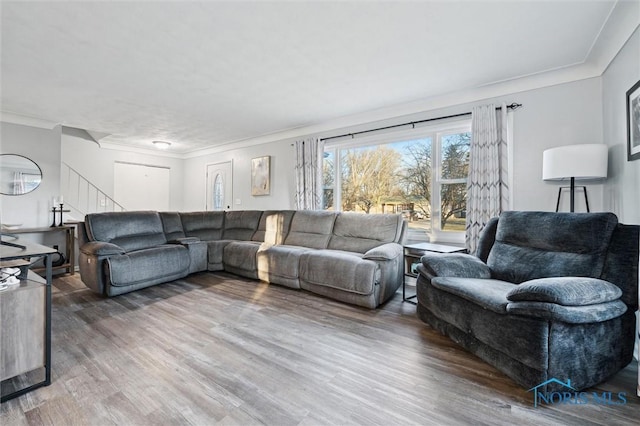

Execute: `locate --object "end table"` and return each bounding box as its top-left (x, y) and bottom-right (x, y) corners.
top-left (403, 242), bottom-right (466, 304)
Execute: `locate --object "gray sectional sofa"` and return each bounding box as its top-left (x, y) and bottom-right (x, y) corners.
top-left (78, 210), bottom-right (407, 308)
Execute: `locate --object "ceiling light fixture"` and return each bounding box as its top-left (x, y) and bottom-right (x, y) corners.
top-left (152, 141), bottom-right (171, 150)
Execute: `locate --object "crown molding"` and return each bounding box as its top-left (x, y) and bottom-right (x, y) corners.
top-left (0, 111), bottom-right (60, 129)
top-left (587, 0), bottom-right (640, 74)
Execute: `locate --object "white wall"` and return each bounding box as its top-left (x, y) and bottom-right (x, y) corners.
top-left (182, 138), bottom-right (295, 211)
top-left (62, 128), bottom-right (185, 213)
top-left (507, 78), bottom-right (604, 212)
top-left (0, 121), bottom-right (62, 228)
top-left (182, 77), bottom-right (604, 215)
top-left (603, 26), bottom-right (640, 224)
top-left (601, 25), bottom-right (640, 364)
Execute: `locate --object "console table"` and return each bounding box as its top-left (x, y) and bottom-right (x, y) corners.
top-left (403, 242), bottom-right (466, 304)
top-left (0, 237), bottom-right (55, 402)
top-left (0, 226), bottom-right (75, 276)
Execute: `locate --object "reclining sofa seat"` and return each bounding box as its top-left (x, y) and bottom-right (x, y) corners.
top-left (416, 211), bottom-right (639, 391)
top-left (299, 211), bottom-right (406, 308)
top-left (79, 211), bottom-right (190, 296)
top-left (255, 210), bottom-right (336, 289)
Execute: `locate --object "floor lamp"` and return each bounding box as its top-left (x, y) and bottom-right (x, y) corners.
top-left (542, 144), bottom-right (608, 212)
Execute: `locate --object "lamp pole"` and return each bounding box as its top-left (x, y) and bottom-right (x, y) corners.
top-left (569, 177), bottom-right (575, 212)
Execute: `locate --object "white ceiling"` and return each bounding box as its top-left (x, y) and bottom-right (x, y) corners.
top-left (0, 1), bottom-right (637, 154)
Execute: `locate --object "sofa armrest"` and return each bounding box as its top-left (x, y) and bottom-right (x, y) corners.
top-left (419, 253), bottom-right (491, 279)
top-left (506, 277), bottom-right (622, 306)
top-left (363, 243), bottom-right (402, 261)
top-left (80, 241), bottom-right (126, 256)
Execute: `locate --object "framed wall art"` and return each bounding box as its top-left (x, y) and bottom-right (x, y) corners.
top-left (627, 79), bottom-right (640, 161)
top-left (251, 156), bottom-right (270, 196)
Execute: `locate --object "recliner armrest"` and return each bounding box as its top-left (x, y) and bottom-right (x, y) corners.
top-left (506, 300), bottom-right (627, 324)
top-left (506, 277), bottom-right (622, 306)
top-left (80, 241), bottom-right (126, 256)
top-left (363, 243), bottom-right (402, 261)
top-left (419, 253), bottom-right (491, 279)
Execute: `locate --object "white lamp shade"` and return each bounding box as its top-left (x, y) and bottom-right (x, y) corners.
top-left (542, 144), bottom-right (608, 181)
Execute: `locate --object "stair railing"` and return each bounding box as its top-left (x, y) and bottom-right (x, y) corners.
top-left (61, 162), bottom-right (126, 219)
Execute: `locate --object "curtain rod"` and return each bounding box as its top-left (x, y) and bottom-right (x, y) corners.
top-left (319, 102), bottom-right (522, 142)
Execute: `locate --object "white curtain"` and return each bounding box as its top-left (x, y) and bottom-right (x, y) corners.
top-left (466, 103), bottom-right (510, 254)
top-left (294, 137), bottom-right (324, 210)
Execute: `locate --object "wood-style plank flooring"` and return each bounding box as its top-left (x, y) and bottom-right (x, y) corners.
top-left (1, 272), bottom-right (638, 425)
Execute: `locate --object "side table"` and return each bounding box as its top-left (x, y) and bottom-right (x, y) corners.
top-left (1, 236), bottom-right (55, 403)
top-left (0, 226), bottom-right (75, 276)
top-left (403, 242), bottom-right (466, 304)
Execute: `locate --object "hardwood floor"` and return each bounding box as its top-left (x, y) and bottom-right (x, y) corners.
top-left (1, 272), bottom-right (638, 425)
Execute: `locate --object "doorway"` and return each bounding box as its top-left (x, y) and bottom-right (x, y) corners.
top-left (206, 161), bottom-right (233, 211)
top-left (114, 162), bottom-right (170, 211)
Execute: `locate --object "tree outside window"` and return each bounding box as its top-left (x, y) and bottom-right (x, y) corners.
top-left (322, 122), bottom-right (471, 243)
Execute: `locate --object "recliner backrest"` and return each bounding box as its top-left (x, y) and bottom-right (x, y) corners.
top-left (180, 211), bottom-right (225, 241)
top-left (223, 210), bottom-right (263, 240)
top-left (159, 211), bottom-right (186, 241)
top-left (252, 210), bottom-right (295, 244)
top-left (85, 211), bottom-right (167, 252)
top-left (487, 211), bottom-right (618, 284)
top-left (601, 223), bottom-right (640, 309)
top-left (284, 210), bottom-right (337, 249)
top-left (328, 212), bottom-right (404, 253)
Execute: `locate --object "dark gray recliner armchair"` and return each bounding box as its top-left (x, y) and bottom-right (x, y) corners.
top-left (416, 211), bottom-right (639, 391)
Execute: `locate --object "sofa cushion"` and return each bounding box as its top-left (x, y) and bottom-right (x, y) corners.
top-left (430, 277), bottom-right (517, 314)
top-left (224, 241), bottom-right (261, 273)
top-left (105, 245), bottom-right (190, 287)
top-left (487, 211), bottom-right (618, 283)
top-left (328, 212), bottom-right (403, 253)
top-left (284, 211), bottom-right (337, 249)
top-left (207, 240), bottom-right (234, 270)
top-left (85, 211), bottom-right (167, 252)
top-left (506, 277), bottom-right (622, 306)
top-left (159, 212), bottom-right (186, 241)
top-left (223, 210), bottom-right (262, 240)
top-left (180, 211), bottom-right (225, 241)
top-left (299, 250), bottom-right (379, 296)
top-left (256, 244), bottom-right (312, 288)
top-left (252, 210), bottom-right (295, 244)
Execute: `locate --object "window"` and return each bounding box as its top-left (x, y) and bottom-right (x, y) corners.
top-left (323, 120), bottom-right (471, 243)
top-left (213, 173), bottom-right (224, 210)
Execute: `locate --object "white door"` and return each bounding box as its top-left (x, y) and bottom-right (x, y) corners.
top-left (206, 161), bottom-right (233, 211)
top-left (114, 162), bottom-right (170, 211)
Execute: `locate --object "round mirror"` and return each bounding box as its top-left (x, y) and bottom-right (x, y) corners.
top-left (0, 154), bottom-right (43, 195)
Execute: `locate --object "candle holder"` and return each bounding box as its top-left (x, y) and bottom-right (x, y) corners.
top-left (58, 203), bottom-right (64, 226)
top-left (50, 206), bottom-right (59, 227)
